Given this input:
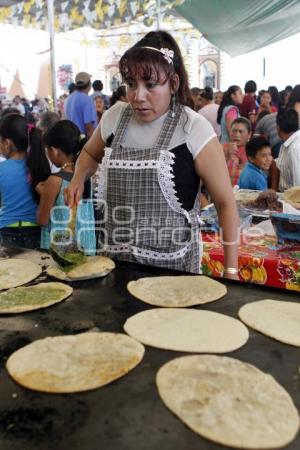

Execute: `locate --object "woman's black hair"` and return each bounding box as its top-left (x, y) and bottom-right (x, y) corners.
top-left (256, 110), bottom-right (270, 123)
top-left (200, 86), bottom-right (213, 101)
top-left (119, 30), bottom-right (193, 108)
top-left (258, 89), bottom-right (269, 98)
top-left (268, 86), bottom-right (281, 110)
top-left (231, 117), bottom-right (251, 134)
top-left (286, 84), bottom-right (300, 108)
top-left (110, 86), bottom-right (127, 107)
top-left (0, 107), bottom-right (20, 119)
top-left (43, 120), bottom-right (87, 159)
top-left (217, 85), bottom-right (240, 124)
top-left (0, 114), bottom-right (50, 200)
top-left (244, 80), bottom-right (257, 94)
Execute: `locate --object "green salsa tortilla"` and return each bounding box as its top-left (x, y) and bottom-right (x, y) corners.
top-left (0, 286), bottom-right (68, 308)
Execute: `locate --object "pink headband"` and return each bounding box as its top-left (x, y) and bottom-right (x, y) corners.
top-left (141, 47), bottom-right (174, 64)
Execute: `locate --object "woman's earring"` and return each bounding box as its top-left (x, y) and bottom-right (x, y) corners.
top-left (171, 94), bottom-right (176, 117)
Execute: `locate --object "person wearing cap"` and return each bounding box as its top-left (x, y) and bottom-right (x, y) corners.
top-left (64, 72), bottom-right (97, 139)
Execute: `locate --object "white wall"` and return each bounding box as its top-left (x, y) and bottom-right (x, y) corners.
top-left (0, 24), bottom-right (48, 99)
top-left (225, 32), bottom-right (300, 91)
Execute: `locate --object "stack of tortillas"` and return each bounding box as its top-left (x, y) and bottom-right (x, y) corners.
top-left (47, 256), bottom-right (115, 281)
top-left (7, 332), bottom-right (144, 393)
top-left (124, 309), bottom-right (249, 353)
top-left (283, 186), bottom-right (300, 209)
top-left (0, 282), bottom-right (73, 314)
top-left (0, 259), bottom-right (42, 290)
top-left (239, 299), bottom-right (300, 346)
top-left (127, 275), bottom-right (226, 307)
top-left (156, 355), bottom-right (299, 449)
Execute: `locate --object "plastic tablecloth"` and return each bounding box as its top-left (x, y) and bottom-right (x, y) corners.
top-left (201, 232), bottom-right (300, 291)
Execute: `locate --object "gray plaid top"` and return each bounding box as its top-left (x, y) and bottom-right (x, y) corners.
top-left (96, 104), bottom-right (202, 273)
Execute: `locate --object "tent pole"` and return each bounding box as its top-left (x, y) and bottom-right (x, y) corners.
top-left (157, 0), bottom-right (161, 30)
top-left (47, 0), bottom-right (58, 111)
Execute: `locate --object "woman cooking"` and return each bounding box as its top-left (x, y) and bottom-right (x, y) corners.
top-left (64, 31), bottom-right (239, 278)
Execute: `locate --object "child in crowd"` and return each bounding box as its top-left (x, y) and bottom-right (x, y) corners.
top-left (36, 120), bottom-right (96, 254)
top-left (238, 136), bottom-right (273, 190)
top-left (94, 96), bottom-right (105, 124)
top-left (0, 114), bottom-right (50, 248)
top-left (223, 117), bottom-right (251, 186)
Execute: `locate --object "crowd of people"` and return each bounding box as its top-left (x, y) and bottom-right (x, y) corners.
top-left (0, 30), bottom-right (299, 278)
top-left (191, 81), bottom-right (300, 192)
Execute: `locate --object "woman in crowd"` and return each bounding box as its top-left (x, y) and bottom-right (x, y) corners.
top-left (37, 111), bottom-right (60, 174)
top-left (37, 111), bottom-right (60, 135)
top-left (268, 86), bottom-right (281, 112)
top-left (214, 90), bottom-right (223, 105)
top-left (286, 84), bottom-right (300, 120)
top-left (0, 114), bottom-right (50, 248)
top-left (279, 86), bottom-right (292, 110)
top-left (109, 86), bottom-right (128, 108)
top-left (217, 85), bottom-right (243, 144)
top-left (198, 86), bottom-right (220, 138)
top-left (190, 87), bottom-right (202, 112)
top-left (257, 90), bottom-right (277, 114)
top-left (223, 117), bottom-right (251, 186)
top-left (36, 120), bottom-right (96, 254)
top-left (65, 30), bottom-right (239, 277)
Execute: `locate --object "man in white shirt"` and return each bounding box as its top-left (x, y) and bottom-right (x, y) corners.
top-left (276, 109), bottom-right (300, 192)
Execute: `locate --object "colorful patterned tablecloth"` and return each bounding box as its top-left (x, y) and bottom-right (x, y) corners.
top-left (201, 232), bottom-right (300, 291)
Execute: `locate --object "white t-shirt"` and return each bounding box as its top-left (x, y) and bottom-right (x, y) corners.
top-left (99, 101), bottom-right (215, 159)
top-left (276, 130), bottom-right (300, 192)
top-left (198, 103), bottom-right (221, 138)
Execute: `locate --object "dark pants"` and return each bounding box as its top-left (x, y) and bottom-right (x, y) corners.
top-left (0, 227), bottom-right (41, 250)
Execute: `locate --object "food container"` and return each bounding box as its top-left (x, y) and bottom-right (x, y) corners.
top-left (270, 212), bottom-right (300, 243)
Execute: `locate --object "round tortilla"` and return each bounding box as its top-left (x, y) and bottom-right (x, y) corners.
top-left (7, 332), bottom-right (144, 393)
top-left (156, 355), bottom-right (299, 449)
top-left (239, 299), bottom-right (300, 347)
top-left (234, 190), bottom-right (260, 202)
top-left (283, 186), bottom-right (300, 209)
top-left (47, 256), bottom-right (115, 281)
top-left (127, 275), bottom-right (227, 307)
top-left (0, 282), bottom-right (73, 314)
top-left (0, 258), bottom-right (42, 290)
top-left (124, 309), bottom-right (249, 353)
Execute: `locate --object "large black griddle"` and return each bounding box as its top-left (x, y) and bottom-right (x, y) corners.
top-left (0, 247), bottom-right (299, 450)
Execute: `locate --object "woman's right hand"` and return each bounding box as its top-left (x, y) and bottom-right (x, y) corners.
top-left (227, 142), bottom-right (238, 159)
top-left (64, 177), bottom-right (85, 208)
